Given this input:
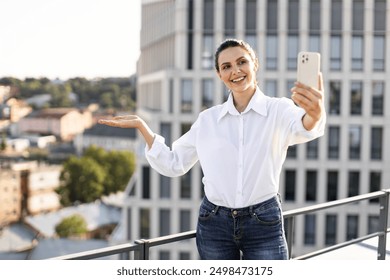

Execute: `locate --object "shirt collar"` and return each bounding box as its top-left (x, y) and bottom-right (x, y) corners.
top-left (217, 86), bottom-right (268, 122)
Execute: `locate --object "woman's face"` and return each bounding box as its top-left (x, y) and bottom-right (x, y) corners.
top-left (217, 46), bottom-right (258, 95)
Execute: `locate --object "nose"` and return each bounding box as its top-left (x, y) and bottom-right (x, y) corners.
top-left (232, 64), bottom-right (241, 74)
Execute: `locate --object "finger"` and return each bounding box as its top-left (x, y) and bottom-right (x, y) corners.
top-left (293, 83), bottom-right (322, 100)
top-left (318, 72), bottom-right (323, 92)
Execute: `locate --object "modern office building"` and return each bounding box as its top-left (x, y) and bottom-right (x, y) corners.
top-left (122, 0), bottom-right (390, 259)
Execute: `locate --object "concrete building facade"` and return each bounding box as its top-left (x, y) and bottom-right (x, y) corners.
top-left (122, 0), bottom-right (390, 259)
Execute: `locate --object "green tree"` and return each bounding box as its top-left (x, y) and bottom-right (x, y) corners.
top-left (58, 146), bottom-right (136, 205)
top-left (58, 156), bottom-right (105, 206)
top-left (104, 150), bottom-right (136, 195)
top-left (55, 214), bottom-right (88, 238)
top-left (84, 145), bottom-right (136, 195)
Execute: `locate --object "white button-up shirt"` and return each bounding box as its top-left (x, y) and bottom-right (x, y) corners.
top-left (146, 87), bottom-right (326, 208)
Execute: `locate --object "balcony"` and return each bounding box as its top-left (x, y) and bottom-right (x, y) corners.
top-left (49, 189), bottom-right (390, 260)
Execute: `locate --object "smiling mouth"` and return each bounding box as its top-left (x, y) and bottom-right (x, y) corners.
top-left (231, 76), bottom-right (245, 83)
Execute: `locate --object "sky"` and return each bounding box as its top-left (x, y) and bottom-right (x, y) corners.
top-left (0, 0), bottom-right (141, 80)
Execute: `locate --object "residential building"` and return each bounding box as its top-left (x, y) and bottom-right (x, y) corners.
top-left (14, 107), bottom-right (93, 141)
top-left (121, 0), bottom-right (390, 259)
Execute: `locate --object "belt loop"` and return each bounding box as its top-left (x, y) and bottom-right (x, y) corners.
top-left (212, 205), bottom-right (220, 214)
top-left (249, 205), bottom-right (254, 215)
top-left (277, 193), bottom-right (282, 203)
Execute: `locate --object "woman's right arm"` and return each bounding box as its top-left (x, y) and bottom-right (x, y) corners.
top-left (98, 115), bottom-right (155, 149)
top-left (99, 115), bottom-right (199, 177)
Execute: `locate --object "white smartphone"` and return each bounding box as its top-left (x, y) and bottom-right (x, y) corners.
top-left (297, 51), bottom-right (321, 90)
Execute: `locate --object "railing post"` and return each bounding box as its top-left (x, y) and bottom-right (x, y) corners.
top-left (134, 239), bottom-right (146, 260)
top-left (377, 190), bottom-right (389, 260)
top-left (285, 216), bottom-right (294, 259)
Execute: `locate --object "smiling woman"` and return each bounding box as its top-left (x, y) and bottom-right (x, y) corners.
top-left (98, 38), bottom-right (327, 260)
top-left (0, 0), bottom-right (141, 80)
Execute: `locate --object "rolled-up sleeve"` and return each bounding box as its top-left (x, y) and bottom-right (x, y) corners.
top-left (145, 123), bottom-right (199, 177)
top-left (280, 98), bottom-right (326, 147)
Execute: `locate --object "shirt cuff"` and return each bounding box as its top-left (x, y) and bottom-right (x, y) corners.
top-left (145, 134), bottom-right (165, 159)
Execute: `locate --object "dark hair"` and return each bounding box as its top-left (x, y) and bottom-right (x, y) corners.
top-left (214, 38), bottom-right (258, 72)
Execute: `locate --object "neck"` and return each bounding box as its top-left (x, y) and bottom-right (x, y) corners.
top-left (232, 86), bottom-right (256, 113)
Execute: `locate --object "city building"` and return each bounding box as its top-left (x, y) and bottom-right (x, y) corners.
top-left (121, 0), bottom-right (390, 259)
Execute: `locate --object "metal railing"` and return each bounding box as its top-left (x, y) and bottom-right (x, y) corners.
top-left (50, 189), bottom-right (390, 260)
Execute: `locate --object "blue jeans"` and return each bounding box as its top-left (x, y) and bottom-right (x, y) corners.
top-left (196, 195), bottom-right (288, 260)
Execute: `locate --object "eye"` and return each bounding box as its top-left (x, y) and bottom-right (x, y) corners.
top-left (238, 59), bottom-right (247, 65)
top-left (221, 64), bottom-right (230, 70)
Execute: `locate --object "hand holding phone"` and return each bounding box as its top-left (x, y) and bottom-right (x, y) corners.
top-left (297, 51), bottom-right (321, 89)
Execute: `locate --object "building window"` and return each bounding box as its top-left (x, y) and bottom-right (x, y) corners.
top-left (160, 175), bottom-right (171, 199)
top-left (287, 35), bottom-right (299, 70)
top-left (160, 122), bottom-right (172, 147)
top-left (371, 127), bottom-right (383, 160)
top-left (126, 208), bottom-right (132, 240)
top-left (202, 79), bottom-right (214, 110)
top-left (159, 209), bottom-right (171, 236)
top-left (304, 214), bottom-right (316, 245)
top-left (325, 214), bottom-right (337, 245)
top-left (305, 170), bottom-right (317, 202)
top-left (351, 0), bottom-right (364, 70)
top-left (159, 251), bottom-right (170, 260)
top-left (329, 81), bottom-right (341, 115)
top-left (288, 0), bottom-right (299, 32)
top-left (202, 35), bottom-right (214, 69)
top-left (140, 208), bottom-right (150, 238)
top-left (330, 0), bottom-right (342, 70)
top-left (245, 0), bottom-right (257, 51)
top-left (330, 36), bottom-right (342, 70)
top-left (368, 215), bottom-right (379, 234)
top-left (348, 171), bottom-right (360, 197)
top-left (180, 169), bottom-right (192, 199)
top-left (306, 138), bottom-right (318, 159)
top-left (372, 81), bottom-right (384, 115)
top-left (187, 0), bottom-right (194, 70)
top-left (181, 79), bottom-right (193, 113)
top-left (350, 81), bottom-right (363, 115)
top-left (180, 252), bottom-right (191, 260)
top-left (224, 0), bottom-right (236, 37)
top-left (309, 0), bottom-right (321, 32)
top-left (181, 123), bottom-right (191, 135)
top-left (349, 125), bottom-right (361, 160)
top-left (142, 166), bottom-right (150, 199)
top-left (373, 36), bottom-right (385, 71)
top-left (180, 210), bottom-right (191, 232)
top-left (328, 126), bottom-right (340, 159)
top-left (266, 35), bottom-right (278, 70)
top-left (265, 80), bottom-right (278, 97)
top-left (352, 0), bottom-right (364, 31)
top-left (309, 35), bottom-right (321, 53)
top-left (351, 36), bottom-right (363, 71)
top-left (374, 0), bottom-right (386, 32)
top-left (331, 0), bottom-right (342, 31)
top-left (286, 145), bottom-right (297, 158)
top-left (327, 171), bottom-right (338, 201)
top-left (267, 0), bottom-right (278, 32)
top-left (369, 172), bottom-right (381, 204)
top-left (346, 215), bottom-right (359, 241)
top-left (284, 170), bottom-right (296, 201)
top-left (203, 0), bottom-right (214, 30)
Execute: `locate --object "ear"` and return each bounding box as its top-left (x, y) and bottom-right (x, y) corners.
top-left (253, 58), bottom-right (259, 72)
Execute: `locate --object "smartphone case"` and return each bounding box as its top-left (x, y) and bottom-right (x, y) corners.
top-left (297, 51), bottom-right (321, 89)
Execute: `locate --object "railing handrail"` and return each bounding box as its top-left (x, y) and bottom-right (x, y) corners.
top-left (49, 189), bottom-right (390, 260)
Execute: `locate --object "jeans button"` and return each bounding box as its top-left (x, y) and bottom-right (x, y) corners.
top-left (232, 210), bottom-right (238, 216)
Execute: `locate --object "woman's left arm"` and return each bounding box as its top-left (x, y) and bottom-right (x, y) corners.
top-left (291, 72), bottom-right (325, 131)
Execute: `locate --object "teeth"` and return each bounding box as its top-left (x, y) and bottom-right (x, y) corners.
top-left (232, 77), bottom-right (245, 83)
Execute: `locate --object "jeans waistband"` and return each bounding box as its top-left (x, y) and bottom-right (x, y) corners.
top-left (202, 195), bottom-right (280, 217)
